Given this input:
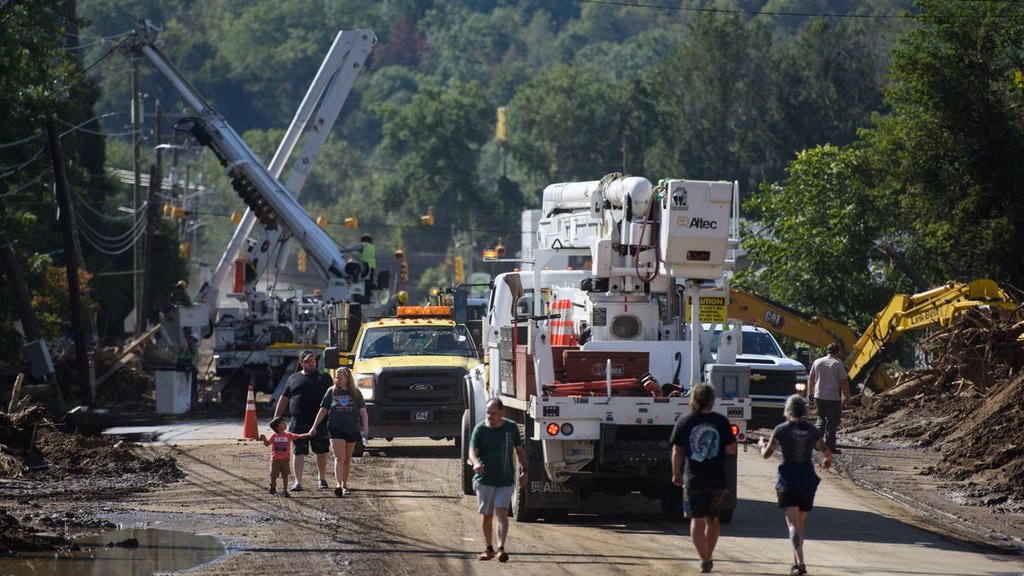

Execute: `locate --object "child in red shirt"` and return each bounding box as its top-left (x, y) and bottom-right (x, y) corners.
top-left (261, 417), bottom-right (309, 497)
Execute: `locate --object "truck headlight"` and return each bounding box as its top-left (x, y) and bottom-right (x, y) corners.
top-left (355, 373), bottom-right (375, 400)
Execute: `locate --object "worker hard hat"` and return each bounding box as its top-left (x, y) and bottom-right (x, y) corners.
top-left (396, 290), bottom-right (409, 304)
top-left (176, 280), bottom-right (188, 288)
top-left (361, 233), bottom-right (373, 243)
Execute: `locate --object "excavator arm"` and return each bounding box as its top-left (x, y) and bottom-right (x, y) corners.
top-left (846, 279), bottom-right (1017, 391)
top-left (729, 280), bottom-right (1017, 393)
top-left (728, 288), bottom-right (858, 353)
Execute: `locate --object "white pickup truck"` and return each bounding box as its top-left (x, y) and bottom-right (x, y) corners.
top-left (708, 324), bottom-right (806, 426)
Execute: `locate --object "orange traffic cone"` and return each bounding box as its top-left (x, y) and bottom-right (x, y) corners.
top-left (242, 385), bottom-right (259, 440)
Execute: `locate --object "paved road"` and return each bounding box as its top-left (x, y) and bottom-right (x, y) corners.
top-left (103, 420), bottom-right (1023, 575)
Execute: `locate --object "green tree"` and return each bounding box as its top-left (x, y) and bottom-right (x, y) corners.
top-left (740, 145), bottom-right (890, 327)
top-left (776, 19), bottom-right (885, 154)
top-left (420, 5), bottom-right (525, 87)
top-left (505, 65), bottom-right (633, 186)
top-left (643, 14), bottom-right (782, 190)
top-left (861, 0), bottom-right (1024, 287)
top-left (376, 80), bottom-right (492, 245)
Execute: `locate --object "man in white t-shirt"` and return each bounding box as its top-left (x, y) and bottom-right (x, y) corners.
top-left (807, 343), bottom-right (850, 454)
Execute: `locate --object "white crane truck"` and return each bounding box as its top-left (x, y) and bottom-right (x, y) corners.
top-left (124, 22), bottom-right (383, 404)
top-left (463, 174), bottom-right (751, 522)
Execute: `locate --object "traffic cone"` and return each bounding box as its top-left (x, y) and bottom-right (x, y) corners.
top-left (242, 385), bottom-right (259, 440)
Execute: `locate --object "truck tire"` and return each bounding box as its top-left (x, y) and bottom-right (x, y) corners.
top-left (511, 472), bottom-right (539, 522)
top-left (461, 410), bottom-right (474, 495)
top-left (512, 422), bottom-right (540, 523)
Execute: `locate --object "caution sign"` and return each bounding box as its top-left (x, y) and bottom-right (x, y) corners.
top-left (685, 294), bottom-right (728, 323)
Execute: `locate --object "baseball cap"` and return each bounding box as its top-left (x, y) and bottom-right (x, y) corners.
top-left (300, 350), bottom-right (318, 361)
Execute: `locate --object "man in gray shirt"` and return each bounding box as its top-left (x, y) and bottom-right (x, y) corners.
top-left (807, 343), bottom-right (850, 454)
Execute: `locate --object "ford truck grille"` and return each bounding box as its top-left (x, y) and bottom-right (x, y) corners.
top-left (379, 368), bottom-right (465, 405)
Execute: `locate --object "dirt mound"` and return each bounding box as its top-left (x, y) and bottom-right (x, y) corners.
top-left (0, 404), bottom-right (184, 552)
top-left (1, 404), bottom-right (183, 481)
top-left (846, 308), bottom-right (1024, 508)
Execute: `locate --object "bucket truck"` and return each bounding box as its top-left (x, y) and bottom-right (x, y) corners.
top-left (463, 174), bottom-right (751, 523)
top-left (123, 21), bottom-right (383, 405)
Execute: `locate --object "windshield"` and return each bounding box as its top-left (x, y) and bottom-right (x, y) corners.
top-left (359, 325), bottom-right (477, 359)
top-left (709, 330), bottom-right (785, 357)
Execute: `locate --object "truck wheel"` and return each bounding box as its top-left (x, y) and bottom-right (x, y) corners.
top-left (511, 475), bottom-right (539, 522)
top-left (719, 508), bottom-right (734, 524)
top-left (512, 424), bottom-right (540, 523)
top-left (461, 410), bottom-right (474, 495)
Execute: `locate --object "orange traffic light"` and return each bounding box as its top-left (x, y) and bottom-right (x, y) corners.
top-left (297, 249), bottom-right (307, 273)
top-left (420, 206), bottom-right (434, 226)
top-left (454, 255), bottom-right (465, 284)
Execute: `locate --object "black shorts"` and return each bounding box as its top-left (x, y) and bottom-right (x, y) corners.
top-left (683, 488), bottom-right (726, 519)
top-left (329, 429), bottom-right (361, 443)
top-left (290, 419), bottom-right (329, 455)
top-left (777, 489), bottom-right (815, 511)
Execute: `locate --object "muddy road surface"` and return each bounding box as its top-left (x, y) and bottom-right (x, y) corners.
top-left (7, 420), bottom-right (1015, 575)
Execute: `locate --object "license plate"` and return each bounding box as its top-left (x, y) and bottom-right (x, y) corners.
top-left (566, 445), bottom-right (594, 459)
top-left (727, 407), bottom-right (745, 418)
top-left (414, 410), bottom-right (432, 422)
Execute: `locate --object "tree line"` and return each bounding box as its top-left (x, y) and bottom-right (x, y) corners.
top-left (4, 0), bottom-right (1023, 370)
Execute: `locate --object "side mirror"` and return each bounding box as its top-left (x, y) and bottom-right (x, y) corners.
top-left (324, 346), bottom-right (341, 369)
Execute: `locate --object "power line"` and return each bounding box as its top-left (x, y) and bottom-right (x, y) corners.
top-left (0, 168), bottom-right (51, 199)
top-left (0, 131), bottom-right (42, 150)
top-left (570, 0), bottom-right (914, 19)
top-left (0, 147), bottom-right (47, 180)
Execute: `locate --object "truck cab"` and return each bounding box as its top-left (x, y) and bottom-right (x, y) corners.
top-left (344, 306), bottom-right (480, 444)
top-left (708, 324), bottom-right (806, 425)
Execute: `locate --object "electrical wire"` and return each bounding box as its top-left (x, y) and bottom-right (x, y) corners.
top-left (55, 112), bottom-right (120, 138)
top-left (0, 131), bottom-right (42, 150)
top-left (570, 0), bottom-right (913, 19)
top-left (75, 210), bottom-right (147, 255)
top-left (71, 190), bottom-right (137, 222)
top-left (0, 147), bottom-right (47, 179)
top-left (0, 168), bottom-right (51, 199)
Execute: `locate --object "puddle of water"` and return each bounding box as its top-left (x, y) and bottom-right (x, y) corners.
top-left (0, 527), bottom-right (226, 576)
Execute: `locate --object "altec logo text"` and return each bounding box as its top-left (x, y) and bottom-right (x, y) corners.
top-left (676, 216), bottom-right (718, 229)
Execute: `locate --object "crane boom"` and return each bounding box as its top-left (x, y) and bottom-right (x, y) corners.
top-left (198, 28), bottom-right (376, 310)
top-left (123, 22), bottom-right (366, 301)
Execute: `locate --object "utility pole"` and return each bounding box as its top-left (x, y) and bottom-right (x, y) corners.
top-left (132, 55), bottom-right (143, 337)
top-left (47, 117), bottom-right (92, 407)
top-left (141, 102), bottom-right (161, 332)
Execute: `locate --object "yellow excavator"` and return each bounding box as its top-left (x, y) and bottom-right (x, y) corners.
top-left (729, 279), bottom-right (1018, 392)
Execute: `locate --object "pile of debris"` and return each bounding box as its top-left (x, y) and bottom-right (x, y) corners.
top-left (846, 307), bottom-right (1024, 507)
top-left (0, 404), bottom-right (183, 480)
top-left (0, 404), bottom-right (184, 553)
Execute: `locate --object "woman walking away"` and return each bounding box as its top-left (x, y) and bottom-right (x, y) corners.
top-left (308, 368), bottom-right (369, 497)
top-left (758, 394), bottom-right (833, 575)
